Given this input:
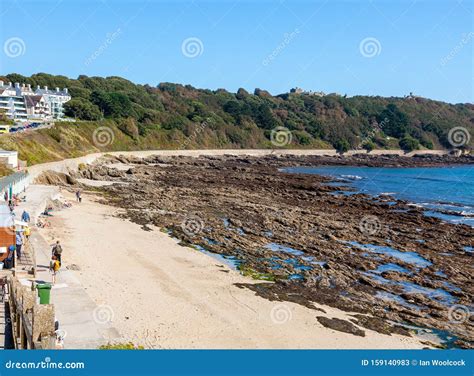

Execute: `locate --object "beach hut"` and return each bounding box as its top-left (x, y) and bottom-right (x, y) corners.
top-left (0, 204), bottom-right (15, 264)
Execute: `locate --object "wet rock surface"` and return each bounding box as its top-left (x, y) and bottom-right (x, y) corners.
top-left (73, 154), bottom-right (473, 346)
top-left (317, 316), bottom-right (366, 337)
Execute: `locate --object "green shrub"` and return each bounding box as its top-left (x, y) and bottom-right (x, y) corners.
top-left (334, 139), bottom-right (350, 153)
top-left (99, 342), bottom-right (144, 350)
top-left (399, 135), bottom-right (420, 152)
top-left (362, 140), bottom-right (376, 152)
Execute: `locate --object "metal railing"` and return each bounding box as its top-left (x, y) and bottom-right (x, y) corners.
top-left (0, 171), bottom-right (30, 196)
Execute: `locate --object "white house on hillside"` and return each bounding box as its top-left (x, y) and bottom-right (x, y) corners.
top-left (34, 85), bottom-right (71, 119)
top-left (0, 82), bottom-right (28, 121)
top-left (0, 150), bottom-right (18, 169)
top-left (25, 95), bottom-right (51, 119)
top-left (0, 81), bottom-right (71, 121)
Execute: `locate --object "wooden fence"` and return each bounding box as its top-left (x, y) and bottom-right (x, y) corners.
top-left (7, 275), bottom-right (56, 349)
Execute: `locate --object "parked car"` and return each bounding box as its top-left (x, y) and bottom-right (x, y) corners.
top-left (0, 125), bottom-right (10, 134)
top-left (9, 126), bottom-right (23, 133)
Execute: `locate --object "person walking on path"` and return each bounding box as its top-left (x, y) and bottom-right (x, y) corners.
top-left (24, 225), bottom-right (31, 241)
top-left (49, 255), bottom-right (60, 285)
top-left (21, 210), bottom-right (30, 223)
top-left (15, 231), bottom-right (23, 260)
top-left (52, 240), bottom-right (63, 266)
top-left (76, 190), bottom-right (82, 203)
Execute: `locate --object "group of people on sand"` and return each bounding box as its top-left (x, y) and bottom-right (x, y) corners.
top-left (13, 209), bottom-right (64, 285)
top-left (5, 191), bottom-right (22, 213)
top-left (7, 190), bottom-right (80, 284)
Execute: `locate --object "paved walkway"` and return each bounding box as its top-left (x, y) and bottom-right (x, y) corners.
top-left (13, 185), bottom-right (120, 349)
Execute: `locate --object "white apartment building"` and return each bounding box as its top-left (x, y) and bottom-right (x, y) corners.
top-left (34, 85), bottom-right (71, 119)
top-left (0, 80), bottom-right (71, 122)
top-left (0, 82), bottom-right (28, 121)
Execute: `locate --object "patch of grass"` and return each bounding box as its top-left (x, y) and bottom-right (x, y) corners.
top-left (0, 165), bottom-right (12, 178)
top-left (239, 265), bottom-right (275, 281)
top-left (99, 342), bottom-right (144, 350)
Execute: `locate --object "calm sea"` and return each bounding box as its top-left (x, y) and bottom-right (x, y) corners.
top-left (284, 165), bottom-right (474, 227)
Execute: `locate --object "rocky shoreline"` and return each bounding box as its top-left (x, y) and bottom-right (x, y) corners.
top-left (41, 153), bottom-right (473, 348)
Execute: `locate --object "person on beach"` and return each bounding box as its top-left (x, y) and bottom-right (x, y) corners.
top-left (4, 191), bottom-right (7, 202)
top-left (49, 255), bottom-right (60, 285)
top-left (5, 246), bottom-right (14, 269)
top-left (21, 210), bottom-right (30, 223)
top-left (24, 225), bottom-right (31, 241)
top-left (76, 190), bottom-right (82, 203)
top-left (15, 231), bottom-right (23, 260)
top-left (52, 241), bottom-right (63, 266)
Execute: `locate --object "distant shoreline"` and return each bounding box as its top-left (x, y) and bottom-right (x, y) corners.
top-left (26, 148), bottom-right (461, 180)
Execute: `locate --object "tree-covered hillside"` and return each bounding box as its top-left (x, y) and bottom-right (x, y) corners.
top-left (3, 73), bottom-right (473, 152)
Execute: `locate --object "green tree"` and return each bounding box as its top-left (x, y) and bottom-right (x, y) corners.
top-left (223, 100), bottom-right (242, 120)
top-left (90, 91), bottom-right (134, 118)
top-left (378, 104), bottom-right (409, 138)
top-left (255, 104), bottom-right (277, 129)
top-left (64, 98), bottom-right (101, 120)
top-left (307, 120), bottom-right (325, 139)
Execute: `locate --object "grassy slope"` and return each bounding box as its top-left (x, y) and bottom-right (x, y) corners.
top-left (0, 165), bottom-right (12, 177)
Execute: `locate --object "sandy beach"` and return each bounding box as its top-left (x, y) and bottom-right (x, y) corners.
top-left (36, 190), bottom-right (428, 349)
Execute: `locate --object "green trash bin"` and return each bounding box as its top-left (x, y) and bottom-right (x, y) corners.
top-left (37, 283), bottom-right (52, 304)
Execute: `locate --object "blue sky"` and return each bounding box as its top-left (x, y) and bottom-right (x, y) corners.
top-left (0, 0), bottom-right (472, 103)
